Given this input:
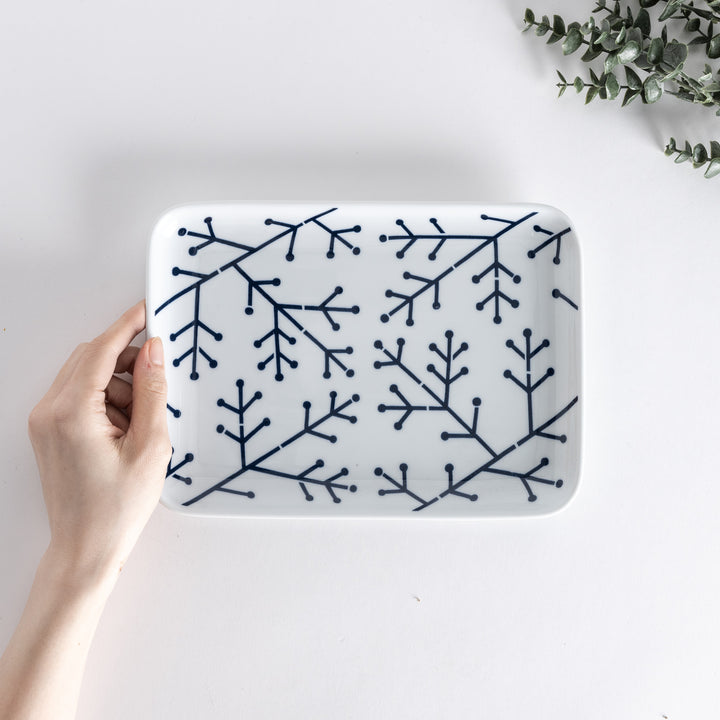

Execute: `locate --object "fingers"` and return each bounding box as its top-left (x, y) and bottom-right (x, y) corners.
top-left (106, 403), bottom-right (130, 434)
top-left (115, 345), bottom-right (141, 375)
top-left (126, 337), bottom-right (171, 457)
top-left (68, 301), bottom-right (147, 397)
top-left (105, 376), bottom-right (134, 413)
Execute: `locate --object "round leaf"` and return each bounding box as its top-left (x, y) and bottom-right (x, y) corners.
top-left (709, 34), bottom-right (720, 59)
top-left (647, 37), bottom-right (664, 65)
top-left (663, 41), bottom-right (688, 69)
top-left (605, 72), bottom-right (620, 100)
top-left (618, 40), bottom-right (641, 64)
top-left (634, 8), bottom-right (651, 35)
top-left (643, 75), bottom-right (663, 103)
top-left (625, 66), bottom-right (642, 90)
top-left (693, 143), bottom-right (708, 165)
top-left (705, 158), bottom-right (720, 178)
top-left (563, 27), bottom-right (583, 55)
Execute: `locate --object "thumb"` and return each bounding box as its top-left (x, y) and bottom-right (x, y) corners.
top-left (128, 336), bottom-right (170, 453)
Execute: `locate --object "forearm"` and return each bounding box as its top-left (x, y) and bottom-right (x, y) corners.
top-left (0, 547), bottom-right (118, 720)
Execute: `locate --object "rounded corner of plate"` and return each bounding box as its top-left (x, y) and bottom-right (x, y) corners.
top-left (159, 490), bottom-right (192, 515)
top-left (150, 204), bottom-right (190, 243)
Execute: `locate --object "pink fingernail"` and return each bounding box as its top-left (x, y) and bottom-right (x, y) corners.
top-left (149, 337), bottom-right (164, 366)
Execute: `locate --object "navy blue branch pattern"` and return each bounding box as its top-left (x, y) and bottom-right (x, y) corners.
top-left (378, 212), bottom-right (536, 326)
top-left (155, 210), bottom-right (362, 380)
top-left (182, 379), bottom-right (360, 506)
top-left (551, 288), bottom-right (579, 310)
top-left (233, 265), bottom-right (359, 381)
top-left (374, 331), bottom-right (495, 456)
top-left (374, 330), bottom-right (578, 510)
top-left (166, 448), bottom-right (194, 485)
top-left (527, 222), bottom-right (571, 265)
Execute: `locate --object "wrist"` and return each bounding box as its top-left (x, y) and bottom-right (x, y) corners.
top-left (40, 544), bottom-right (121, 601)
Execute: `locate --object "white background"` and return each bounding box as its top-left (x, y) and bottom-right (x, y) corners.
top-left (1, 1), bottom-right (719, 718)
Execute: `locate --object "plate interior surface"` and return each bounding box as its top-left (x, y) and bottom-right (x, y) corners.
top-left (147, 203), bottom-right (581, 517)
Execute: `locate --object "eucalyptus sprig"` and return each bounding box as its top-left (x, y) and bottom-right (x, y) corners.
top-left (665, 137), bottom-right (720, 175)
top-left (523, 1), bottom-right (720, 177)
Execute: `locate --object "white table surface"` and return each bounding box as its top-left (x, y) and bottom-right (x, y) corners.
top-left (1, 1), bottom-right (719, 717)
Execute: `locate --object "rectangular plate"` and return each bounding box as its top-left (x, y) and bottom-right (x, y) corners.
top-left (147, 203), bottom-right (581, 517)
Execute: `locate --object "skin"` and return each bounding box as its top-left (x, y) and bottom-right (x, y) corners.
top-left (0, 301), bottom-right (171, 720)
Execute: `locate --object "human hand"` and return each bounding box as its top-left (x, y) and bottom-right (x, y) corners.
top-left (27, 301), bottom-right (171, 589)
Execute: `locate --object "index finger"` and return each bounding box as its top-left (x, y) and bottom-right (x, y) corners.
top-left (69, 300), bottom-right (147, 394)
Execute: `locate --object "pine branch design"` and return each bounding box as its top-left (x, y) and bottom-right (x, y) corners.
top-left (154, 209), bottom-right (362, 380)
top-left (527, 222), bottom-right (571, 265)
top-left (378, 212), bottom-right (537, 326)
top-left (551, 288), bottom-right (579, 310)
top-left (373, 329), bottom-right (578, 510)
top-left (166, 448), bottom-right (194, 485)
top-left (166, 404), bottom-right (194, 484)
top-left (182, 378), bottom-right (360, 506)
top-left (233, 266), bottom-right (359, 381)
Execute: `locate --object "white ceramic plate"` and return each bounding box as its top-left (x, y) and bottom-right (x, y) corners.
top-left (147, 203), bottom-right (581, 517)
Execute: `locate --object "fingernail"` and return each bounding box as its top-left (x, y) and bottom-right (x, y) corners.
top-left (149, 337), bottom-right (164, 366)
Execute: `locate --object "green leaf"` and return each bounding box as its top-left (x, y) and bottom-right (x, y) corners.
top-left (601, 33), bottom-right (620, 52)
top-left (693, 143), bottom-right (709, 166)
top-left (627, 27), bottom-right (644, 46)
top-left (581, 45), bottom-right (603, 62)
top-left (659, 0), bottom-right (682, 21)
top-left (563, 27), bottom-right (583, 54)
top-left (699, 71), bottom-right (714, 84)
top-left (710, 140), bottom-right (720, 158)
top-left (553, 14), bottom-right (566, 36)
top-left (586, 85), bottom-right (600, 103)
top-left (675, 150), bottom-right (691, 163)
top-left (663, 63), bottom-right (685, 81)
top-left (604, 51), bottom-right (620, 73)
top-left (639, 0), bottom-right (660, 6)
top-left (686, 18), bottom-right (701, 33)
top-left (616, 26), bottom-right (627, 45)
top-left (581, 17), bottom-right (595, 35)
top-left (685, 140), bottom-right (692, 154)
top-left (547, 31), bottom-right (564, 44)
top-left (618, 40), bottom-right (641, 64)
top-left (589, 67), bottom-right (600, 85)
top-left (647, 37), bottom-right (664, 65)
top-left (664, 137), bottom-right (677, 155)
top-left (621, 87), bottom-right (641, 106)
top-left (556, 70), bottom-right (567, 83)
top-left (705, 158), bottom-right (720, 178)
top-left (708, 34), bottom-right (720, 59)
top-left (643, 75), bottom-right (663, 103)
top-left (573, 76), bottom-right (585, 93)
top-left (634, 8), bottom-right (651, 35)
top-left (535, 22), bottom-right (550, 37)
top-left (663, 41), bottom-right (688, 69)
top-left (605, 72), bottom-right (620, 99)
top-left (524, 8), bottom-right (535, 24)
top-left (625, 66), bottom-right (642, 89)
